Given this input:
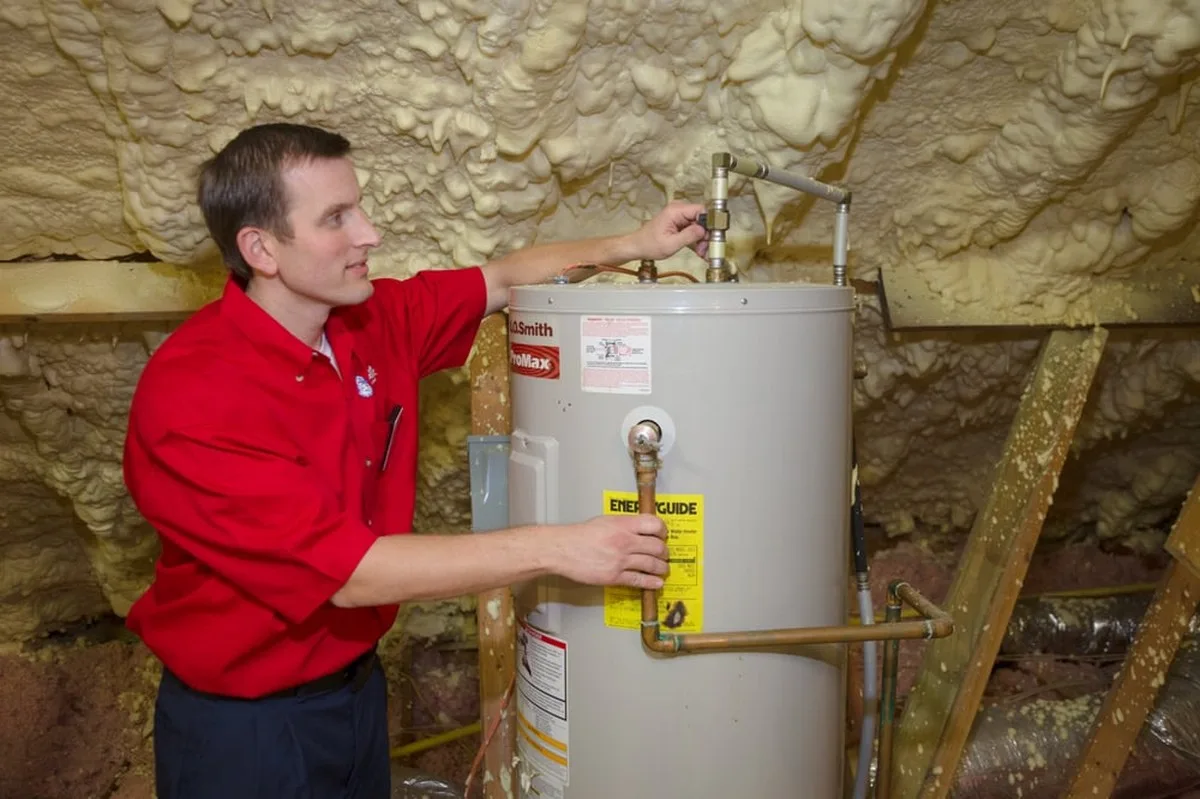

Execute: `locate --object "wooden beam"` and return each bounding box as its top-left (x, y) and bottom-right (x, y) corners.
top-left (469, 313), bottom-right (516, 798)
top-left (889, 328), bottom-right (1109, 799)
top-left (1165, 483), bottom-right (1200, 581)
top-left (1064, 478), bottom-right (1200, 798)
top-left (0, 261), bottom-right (223, 321)
top-left (877, 267), bottom-right (1200, 331)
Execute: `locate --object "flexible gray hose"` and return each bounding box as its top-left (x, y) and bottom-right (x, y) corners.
top-left (853, 583), bottom-right (877, 799)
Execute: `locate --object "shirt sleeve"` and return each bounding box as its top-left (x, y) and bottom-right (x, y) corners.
top-left (372, 266), bottom-right (487, 378)
top-left (128, 423), bottom-right (379, 625)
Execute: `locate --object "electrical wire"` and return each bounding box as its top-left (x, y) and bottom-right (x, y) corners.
top-left (555, 263), bottom-right (701, 283)
top-left (463, 671), bottom-right (516, 797)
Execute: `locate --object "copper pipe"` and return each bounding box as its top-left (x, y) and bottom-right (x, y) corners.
top-left (628, 420), bottom-right (676, 653)
top-left (627, 421), bottom-right (954, 656)
top-left (656, 583), bottom-right (950, 653)
top-left (656, 271), bottom-right (700, 283)
top-left (876, 583), bottom-right (904, 799)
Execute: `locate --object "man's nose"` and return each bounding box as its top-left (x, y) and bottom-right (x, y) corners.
top-left (355, 210), bottom-right (382, 249)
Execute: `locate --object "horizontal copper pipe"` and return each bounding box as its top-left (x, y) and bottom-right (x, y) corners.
top-left (645, 584), bottom-right (951, 654)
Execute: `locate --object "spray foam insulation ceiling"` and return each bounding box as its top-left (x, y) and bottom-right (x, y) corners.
top-left (0, 0), bottom-right (1198, 641)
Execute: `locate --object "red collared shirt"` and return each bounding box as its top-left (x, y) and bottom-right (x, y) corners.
top-left (123, 267), bottom-right (486, 697)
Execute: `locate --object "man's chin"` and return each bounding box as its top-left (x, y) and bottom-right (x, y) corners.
top-left (334, 280), bottom-right (374, 307)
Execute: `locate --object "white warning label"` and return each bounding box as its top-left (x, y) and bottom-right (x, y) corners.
top-left (580, 315), bottom-right (651, 395)
top-left (516, 621), bottom-right (569, 796)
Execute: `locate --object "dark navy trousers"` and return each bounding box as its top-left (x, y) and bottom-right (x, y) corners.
top-left (153, 661), bottom-right (390, 798)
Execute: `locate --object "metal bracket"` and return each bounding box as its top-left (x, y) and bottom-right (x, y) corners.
top-left (468, 435), bottom-right (510, 533)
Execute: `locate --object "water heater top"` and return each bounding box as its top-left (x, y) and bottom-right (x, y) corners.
top-left (508, 281), bottom-right (854, 316)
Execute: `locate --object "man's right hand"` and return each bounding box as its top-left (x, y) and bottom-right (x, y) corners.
top-left (331, 512), bottom-right (670, 609)
top-left (552, 514), bottom-right (670, 589)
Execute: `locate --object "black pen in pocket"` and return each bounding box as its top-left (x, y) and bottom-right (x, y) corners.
top-left (380, 405), bottom-right (402, 473)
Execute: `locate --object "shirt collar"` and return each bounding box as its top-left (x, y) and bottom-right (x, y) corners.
top-left (218, 277), bottom-right (360, 374)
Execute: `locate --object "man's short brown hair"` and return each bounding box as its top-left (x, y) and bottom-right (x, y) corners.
top-left (197, 123), bottom-right (351, 283)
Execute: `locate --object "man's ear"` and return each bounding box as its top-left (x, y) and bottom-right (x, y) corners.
top-left (236, 226), bottom-right (280, 278)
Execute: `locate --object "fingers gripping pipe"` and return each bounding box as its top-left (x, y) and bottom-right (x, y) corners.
top-left (626, 421), bottom-right (954, 656)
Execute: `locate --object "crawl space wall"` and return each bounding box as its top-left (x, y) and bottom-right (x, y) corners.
top-left (1, 0), bottom-right (1199, 669)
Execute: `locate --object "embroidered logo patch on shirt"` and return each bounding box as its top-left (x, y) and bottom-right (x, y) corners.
top-left (355, 375), bottom-right (374, 398)
top-left (366, 365), bottom-right (378, 384)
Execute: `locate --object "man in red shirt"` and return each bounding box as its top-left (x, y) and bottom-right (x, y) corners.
top-left (122, 122), bottom-right (707, 798)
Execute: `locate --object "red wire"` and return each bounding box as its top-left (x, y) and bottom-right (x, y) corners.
top-left (463, 672), bottom-right (516, 797)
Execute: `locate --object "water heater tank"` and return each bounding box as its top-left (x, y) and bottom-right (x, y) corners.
top-left (507, 281), bottom-right (855, 798)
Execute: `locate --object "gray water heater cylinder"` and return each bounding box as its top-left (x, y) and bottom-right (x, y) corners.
top-left (507, 282), bottom-right (854, 799)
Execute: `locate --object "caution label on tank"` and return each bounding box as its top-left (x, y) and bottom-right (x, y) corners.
top-left (603, 490), bottom-right (704, 633)
top-left (516, 621), bottom-right (569, 795)
top-left (580, 315), bottom-right (651, 395)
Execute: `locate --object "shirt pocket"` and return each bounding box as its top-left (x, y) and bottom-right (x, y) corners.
top-left (361, 420), bottom-right (394, 525)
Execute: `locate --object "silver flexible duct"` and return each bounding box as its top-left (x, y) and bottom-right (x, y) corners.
top-left (948, 593), bottom-right (1200, 799)
top-left (392, 764), bottom-right (464, 798)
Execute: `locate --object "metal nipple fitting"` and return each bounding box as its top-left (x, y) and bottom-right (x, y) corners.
top-left (628, 420), bottom-right (662, 461)
top-left (705, 154), bottom-right (733, 283)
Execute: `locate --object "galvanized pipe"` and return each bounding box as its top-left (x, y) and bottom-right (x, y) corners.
top-left (724, 152), bottom-right (851, 206)
top-left (706, 154), bottom-right (732, 283)
top-left (877, 586), bottom-right (905, 799)
top-left (833, 200), bottom-right (850, 287)
top-left (709, 152), bottom-right (852, 286)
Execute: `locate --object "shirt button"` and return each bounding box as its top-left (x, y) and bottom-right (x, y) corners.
top-left (367, 520), bottom-right (373, 527)
top-left (365, 459), bottom-right (372, 467)
top-left (295, 374), bottom-right (304, 382)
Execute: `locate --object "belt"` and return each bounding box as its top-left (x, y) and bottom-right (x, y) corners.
top-left (166, 648), bottom-right (379, 701)
top-left (264, 648), bottom-right (379, 699)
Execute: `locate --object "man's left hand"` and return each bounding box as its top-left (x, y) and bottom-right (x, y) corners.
top-left (625, 202), bottom-right (709, 262)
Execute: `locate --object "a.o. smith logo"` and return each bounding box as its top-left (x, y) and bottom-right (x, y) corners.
top-left (510, 343), bottom-right (560, 380)
top-left (509, 318), bottom-right (554, 338)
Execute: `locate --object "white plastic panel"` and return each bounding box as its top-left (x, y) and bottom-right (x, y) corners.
top-left (509, 429), bottom-right (560, 526)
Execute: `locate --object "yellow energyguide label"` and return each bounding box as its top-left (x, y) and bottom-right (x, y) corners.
top-left (602, 490), bottom-right (704, 633)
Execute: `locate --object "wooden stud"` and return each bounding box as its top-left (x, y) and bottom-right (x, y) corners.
top-left (877, 268), bottom-right (1200, 331)
top-left (469, 313), bottom-right (516, 798)
top-left (1164, 483), bottom-right (1200, 582)
top-left (889, 328), bottom-right (1109, 799)
top-left (1064, 478), bottom-right (1200, 798)
top-left (0, 260), bottom-right (223, 321)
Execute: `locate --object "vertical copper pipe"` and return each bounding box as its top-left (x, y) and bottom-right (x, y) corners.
top-left (637, 445), bottom-right (676, 652)
top-left (639, 474), bottom-right (660, 639)
top-left (876, 582), bottom-right (904, 799)
top-left (628, 421), bottom-right (678, 653)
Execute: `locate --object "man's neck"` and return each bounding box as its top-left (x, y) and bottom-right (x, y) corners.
top-left (245, 278), bottom-right (330, 350)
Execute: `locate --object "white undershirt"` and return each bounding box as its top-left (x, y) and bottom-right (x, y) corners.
top-left (315, 331), bottom-right (340, 377)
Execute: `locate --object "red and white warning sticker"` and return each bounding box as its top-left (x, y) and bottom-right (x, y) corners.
top-left (580, 315), bottom-right (651, 395)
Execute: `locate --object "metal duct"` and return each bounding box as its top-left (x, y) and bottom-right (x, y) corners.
top-left (947, 594), bottom-right (1200, 799)
top-left (1001, 592), bottom-right (1200, 658)
top-left (391, 765), bottom-right (464, 799)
